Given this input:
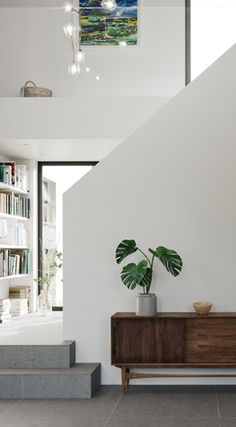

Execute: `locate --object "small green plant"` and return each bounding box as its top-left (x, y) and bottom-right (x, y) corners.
top-left (35, 250), bottom-right (63, 294)
top-left (115, 240), bottom-right (183, 294)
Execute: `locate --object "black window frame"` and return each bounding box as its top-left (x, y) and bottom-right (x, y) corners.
top-left (37, 161), bottom-right (98, 307)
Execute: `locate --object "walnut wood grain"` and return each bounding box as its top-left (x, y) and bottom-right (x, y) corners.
top-left (111, 312), bottom-right (236, 393)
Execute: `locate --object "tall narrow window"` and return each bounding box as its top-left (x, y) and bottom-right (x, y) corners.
top-left (39, 163), bottom-right (95, 308)
top-left (191, 0), bottom-right (236, 80)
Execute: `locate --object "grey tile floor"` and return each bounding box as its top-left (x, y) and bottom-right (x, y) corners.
top-left (0, 385), bottom-right (236, 427)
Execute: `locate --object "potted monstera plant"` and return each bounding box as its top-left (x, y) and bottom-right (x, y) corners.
top-left (115, 239), bottom-right (183, 316)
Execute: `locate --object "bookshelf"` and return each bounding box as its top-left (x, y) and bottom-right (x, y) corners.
top-left (0, 274), bottom-right (28, 281)
top-left (0, 159), bottom-right (36, 316)
top-left (0, 213), bottom-right (28, 221)
top-left (0, 182), bottom-right (29, 196)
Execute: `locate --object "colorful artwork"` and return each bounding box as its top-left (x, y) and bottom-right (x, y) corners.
top-left (80, 0), bottom-right (138, 46)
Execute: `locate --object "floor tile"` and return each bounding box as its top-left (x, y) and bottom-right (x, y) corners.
top-left (0, 400), bottom-right (18, 416)
top-left (221, 419), bottom-right (236, 427)
top-left (0, 417), bottom-right (106, 427)
top-left (1, 387), bottom-right (120, 419)
top-left (107, 419), bottom-right (221, 427)
top-left (217, 389), bottom-right (236, 417)
top-left (113, 389), bottom-right (218, 418)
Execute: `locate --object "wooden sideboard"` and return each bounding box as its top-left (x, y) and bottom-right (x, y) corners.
top-left (111, 312), bottom-right (236, 393)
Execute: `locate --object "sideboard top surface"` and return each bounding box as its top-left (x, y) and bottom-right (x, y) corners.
top-left (112, 312), bottom-right (236, 319)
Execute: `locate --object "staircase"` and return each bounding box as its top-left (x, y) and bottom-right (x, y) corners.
top-left (0, 342), bottom-right (101, 398)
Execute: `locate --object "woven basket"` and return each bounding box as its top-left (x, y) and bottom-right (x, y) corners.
top-left (21, 81), bottom-right (52, 97)
top-left (193, 302), bottom-right (213, 315)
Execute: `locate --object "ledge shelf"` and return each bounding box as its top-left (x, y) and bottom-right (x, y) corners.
top-left (0, 182), bottom-right (29, 196)
top-left (0, 274), bottom-right (28, 281)
top-left (0, 213), bottom-right (29, 221)
top-left (0, 245), bottom-right (28, 250)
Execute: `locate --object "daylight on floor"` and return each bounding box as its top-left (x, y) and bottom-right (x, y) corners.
top-left (0, 0), bottom-right (236, 425)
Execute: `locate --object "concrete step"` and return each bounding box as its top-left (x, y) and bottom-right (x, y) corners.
top-left (0, 341), bottom-right (75, 369)
top-left (0, 363), bottom-right (101, 399)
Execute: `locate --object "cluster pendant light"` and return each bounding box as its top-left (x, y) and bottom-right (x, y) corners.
top-left (63, 0), bottom-right (118, 76)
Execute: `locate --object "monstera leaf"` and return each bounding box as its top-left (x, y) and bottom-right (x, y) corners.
top-left (149, 246), bottom-right (183, 277)
top-left (115, 239), bottom-right (137, 264)
top-left (121, 260), bottom-right (148, 290)
top-left (139, 267), bottom-right (152, 292)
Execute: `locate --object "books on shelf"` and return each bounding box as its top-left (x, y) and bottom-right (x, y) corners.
top-left (0, 192), bottom-right (30, 218)
top-left (0, 249), bottom-right (29, 277)
top-left (16, 165), bottom-right (29, 192)
top-left (10, 298), bottom-right (28, 317)
top-left (0, 162), bottom-right (15, 186)
top-left (0, 162), bottom-right (29, 193)
top-left (0, 221), bottom-right (27, 247)
top-left (0, 298), bottom-right (11, 323)
top-left (9, 286), bottom-right (31, 300)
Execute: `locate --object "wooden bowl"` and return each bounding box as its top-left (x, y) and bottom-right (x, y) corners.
top-left (193, 302), bottom-right (213, 315)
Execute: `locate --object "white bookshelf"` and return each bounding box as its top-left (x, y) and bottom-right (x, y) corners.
top-left (0, 182), bottom-right (29, 196)
top-left (0, 245), bottom-right (28, 250)
top-left (0, 159), bottom-right (37, 312)
top-left (0, 274), bottom-right (28, 281)
top-left (0, 213), bottom-right (28, 221)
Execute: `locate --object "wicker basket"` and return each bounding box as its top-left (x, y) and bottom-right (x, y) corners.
top-left (21, 81), bottom-right (52, 97)
top-left (193, 301), bottom-right (213, 315)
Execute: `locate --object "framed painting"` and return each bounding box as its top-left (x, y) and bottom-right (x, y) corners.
top-left (80, 0), bottom-right (138, 46)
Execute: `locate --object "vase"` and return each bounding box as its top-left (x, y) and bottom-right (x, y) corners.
top-left (136, 293), bottom-right (157, 316)
top-left (38, 288), bottom-right (52, 315)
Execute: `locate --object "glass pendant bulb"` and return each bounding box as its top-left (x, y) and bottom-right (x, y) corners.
top-left (63, 1), bottom-right (73, 12)
top-left (68, 62), bottom-right (80, 75)
top-left (75, 49), bottom-right (85, 63)
top-left (63, 22), bottom-right (74, 39)
top-left (101, 0), bottom-right (117, 11)
top-left (119, 40), bottom-right (127, 47)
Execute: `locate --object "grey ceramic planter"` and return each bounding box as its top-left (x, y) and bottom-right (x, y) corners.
top-left (136, 293), bottom-right (157, 316)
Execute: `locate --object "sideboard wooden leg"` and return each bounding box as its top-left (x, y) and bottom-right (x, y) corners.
top-left (121, 366), bottom-right (127, 394)
top-left (126, 368), bottom-right (130, 388)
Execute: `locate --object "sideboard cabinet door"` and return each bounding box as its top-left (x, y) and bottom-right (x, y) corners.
top-left (111, 317), bottom-right (185, 364)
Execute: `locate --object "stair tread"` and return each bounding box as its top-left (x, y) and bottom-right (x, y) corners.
top-left (0, 363), bottom-right (100, 375)
top-left (0, 340), bottom-right (75, 347)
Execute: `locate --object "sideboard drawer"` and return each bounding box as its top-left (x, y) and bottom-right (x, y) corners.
top-left (185, 318), bottom-right (236, 363)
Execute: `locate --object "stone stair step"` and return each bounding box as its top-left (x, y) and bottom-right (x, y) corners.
top-left (0, 363), bottom-right (101, 399)
top-left (0, 341), bottom-right (75, 369)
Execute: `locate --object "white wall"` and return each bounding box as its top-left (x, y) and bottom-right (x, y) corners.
top-left (64, 45), bottom-right (236, 384)
top-left (0, 0), bottom-right (185, 97)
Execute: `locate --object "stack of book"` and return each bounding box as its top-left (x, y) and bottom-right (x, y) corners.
top-left (9, 286), bottom-right (30, 300)
top-left (10, 298), bottom-right (28, 317)
top-left (9, 287), bottom-right (30, 317)
top-left (0, 298), bottom-right (11, 323)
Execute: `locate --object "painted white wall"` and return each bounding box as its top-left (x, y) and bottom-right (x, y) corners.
top-left (64, 45), bottom-right (236, 384)
top-left (0, 97), bottom-right (169, 141)
top-left (0, 1), bottom-right (185, 97)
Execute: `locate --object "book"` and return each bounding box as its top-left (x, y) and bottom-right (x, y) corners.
top-left (0, 162), bottom-right (15, 186)
top-left (0, 250), bottom-right (29, 277)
